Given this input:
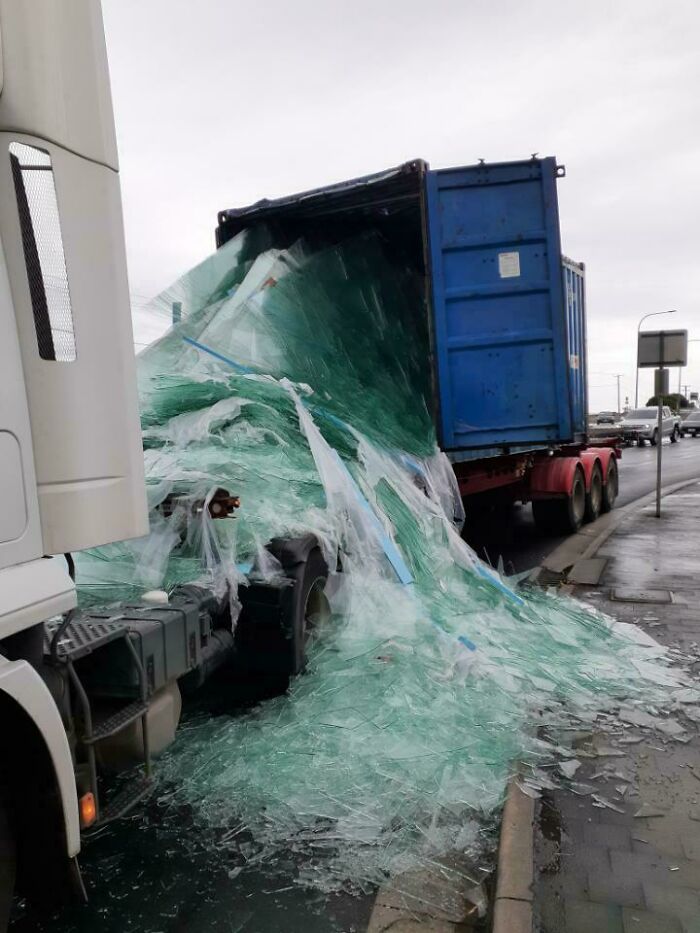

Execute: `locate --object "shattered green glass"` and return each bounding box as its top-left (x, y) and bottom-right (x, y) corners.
top-left (77, 228), bottom-right (685, 894)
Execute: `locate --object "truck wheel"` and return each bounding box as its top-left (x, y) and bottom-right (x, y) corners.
top-left (584, 463), bottom-right (603, 523)
top-left (601, 458), bottom-right (618, 513)
top-left (0, 797), bottom-right (15, 933)
top-left (238, 543), bottom-right (330, 687)
top-left (637, 437), bottom-right (645, 447)
top-left (650, 429), bottom-right (658, 446)
top-left (532, 465), bottom-right (586, 535)
top-left (561, 465), bottom-right (586, 533)
top-left (286, 548), bottom-right (330, 676)
top-left (670, 426), bottom-right (679, 443)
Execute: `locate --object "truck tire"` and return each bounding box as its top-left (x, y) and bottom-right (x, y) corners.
top-left (601, 458), bottom-right (618, 513)
top-left (238, 542), bottom-right (329, 686)
top-left (532, 465), bottom-right (586, 535)
top-left (584, 462), bottom-right (603, 523)
top-left (0, 797), bottom-right (15, 933)
top-left (283, 547), bottom-right (329, 677)
top-left (650, 429), bottom-right (658, 446)
top-left (670, 426), bottom-right (679, 443)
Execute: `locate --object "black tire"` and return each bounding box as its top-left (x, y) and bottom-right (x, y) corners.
top-left (601, 457), bottom-right (618, 513)
top-left (671, 426), bottom-right (679, 443)
top-left (532, 465), bottom-right (586, 535)
top-left (637, 437), bottom-right (645, 447)
top-left (650, 429), bottom-right (658, 446)
top-left (562, 465), bottom-right (587, 533)
top-left (0, 796), bottom-right (15, 933)
top-left (285, 548), bottom-right (329, 676)
top-left (238, 544), bottom-right (329, 684)
top-left (584, 463), bottom-right (603, 523)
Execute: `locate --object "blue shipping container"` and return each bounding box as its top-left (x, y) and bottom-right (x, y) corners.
top-left (217, 156), bottom-right (587, 460)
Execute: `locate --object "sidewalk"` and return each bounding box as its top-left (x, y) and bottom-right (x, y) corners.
top-left (534, 480), bottom-right (700, 933)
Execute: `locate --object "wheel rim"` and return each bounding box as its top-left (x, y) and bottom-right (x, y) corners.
top-left (572, 473), bottom-right (586, 524)
top-left (304, 577), bottom-right (330, 633)
top-left (590, 471), bottom-right (603, 514)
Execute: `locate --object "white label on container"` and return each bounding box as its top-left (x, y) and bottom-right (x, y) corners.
top-left (498, 251), bottom-right (520, 278)
top-left (570, 354), bottom-right (580, 370)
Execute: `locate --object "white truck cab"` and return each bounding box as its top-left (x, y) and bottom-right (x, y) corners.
top-left (0, 1), bottom-right (148, 924)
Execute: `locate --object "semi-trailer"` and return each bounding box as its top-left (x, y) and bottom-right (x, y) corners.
top-left (216, 157), bottom-right (619, 535)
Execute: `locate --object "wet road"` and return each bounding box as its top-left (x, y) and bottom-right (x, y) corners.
top-left (14, 440), bottom-right (699, 933)
top-left (467, 437), bottom-right (700, 575)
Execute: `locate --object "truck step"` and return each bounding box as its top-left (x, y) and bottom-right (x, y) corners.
top-left (95, 776), bottom-right (152, 827)
top-left (85, 701), bottom-right (148, 743)
top-left (44, 616), bottom-right (129, 661)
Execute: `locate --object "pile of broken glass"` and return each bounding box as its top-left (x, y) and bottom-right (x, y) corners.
top-left (77, 227), bottom-right (689, 893)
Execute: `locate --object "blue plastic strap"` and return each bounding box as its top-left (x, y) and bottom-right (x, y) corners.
top-left (474, 563), bottom-right (525, 606)
top-left (182, 336), bottom-right (253, 374)
top-left (329, 450), bottom-right (414, 586)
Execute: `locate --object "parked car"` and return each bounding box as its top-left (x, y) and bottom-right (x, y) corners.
top-left (596, 411), bottom-right (619, 425)
top-left (681, 411), bottom-right (700, 437)
top-left (621, 407), bottom-right (680, 446)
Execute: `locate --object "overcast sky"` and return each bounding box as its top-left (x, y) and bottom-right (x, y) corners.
top-left (103, 0), bottom-right (700, 412)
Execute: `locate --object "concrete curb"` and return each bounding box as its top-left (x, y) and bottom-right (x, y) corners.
top-left (492, 780), bottom-right (534, 933)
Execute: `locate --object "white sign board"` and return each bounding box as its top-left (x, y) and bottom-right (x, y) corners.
top-left (638, 329), bottom-right (688, 368)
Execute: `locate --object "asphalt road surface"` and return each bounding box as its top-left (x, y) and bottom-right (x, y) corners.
top-left (466, 436), bottom-right (700, 575)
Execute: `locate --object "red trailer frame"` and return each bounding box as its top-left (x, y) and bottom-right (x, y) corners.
top-left (453, 443), bottom-right (621, 534)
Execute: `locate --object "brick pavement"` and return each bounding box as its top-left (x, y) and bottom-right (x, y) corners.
top-left (534, 482), bottom-right (700, 933)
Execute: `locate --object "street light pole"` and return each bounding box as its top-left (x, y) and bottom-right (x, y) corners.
top-left (635, 310), bottom-right (677, 407)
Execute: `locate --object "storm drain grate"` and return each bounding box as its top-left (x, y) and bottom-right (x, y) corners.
top-left (610, 588), bottom-right (673, 605)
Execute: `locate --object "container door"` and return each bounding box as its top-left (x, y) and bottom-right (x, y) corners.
top-left (562, 257), bottom-right (588, 433)
top-left (425, 158), bottom-right (575, 452)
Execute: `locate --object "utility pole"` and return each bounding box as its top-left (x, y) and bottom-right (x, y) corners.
top-left (655, 355), bottom-right (669, 519)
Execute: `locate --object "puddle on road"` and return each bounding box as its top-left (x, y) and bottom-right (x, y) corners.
top-left (11, 791), bottom-right (377, 933)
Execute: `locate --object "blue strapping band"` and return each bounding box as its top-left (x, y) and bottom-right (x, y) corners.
top-left (182, 336), bottom-right (254, 374)
top-left (474, 563), bottom-right (525, 606)
top-left (329, 450), bottom-right (414, 586)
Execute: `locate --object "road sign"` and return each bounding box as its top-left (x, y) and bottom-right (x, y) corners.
top-left (638, 330), bottom-right (688, 368)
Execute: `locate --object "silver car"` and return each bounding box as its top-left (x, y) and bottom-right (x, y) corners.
top-left (621, 406), bottom-right (680, 446)
top-left (681, 411), bottom-right (700, 437)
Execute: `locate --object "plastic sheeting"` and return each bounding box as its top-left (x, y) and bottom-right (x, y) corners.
top-left (78, 227), bottom-right (687, 894)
